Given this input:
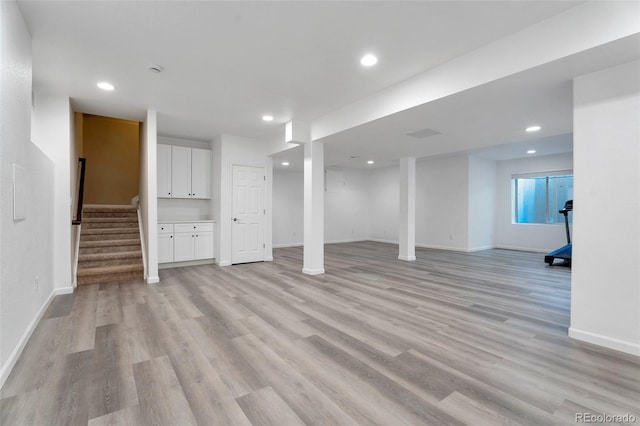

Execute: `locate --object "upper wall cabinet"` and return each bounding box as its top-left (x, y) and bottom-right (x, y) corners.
top-left (157, 144), bottom-right (211, 199)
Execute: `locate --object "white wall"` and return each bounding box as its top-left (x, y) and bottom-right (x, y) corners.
top-left (273, 170), bottom-right (304, 247)
top-left (325, 168), bottom-right (370, 244)
top-left (494, 152), bottom-right (573, 252)
top-left (0, 0), bottom-right (56, 387)
top-left (140, 110), bottom-right (158, 283)
top-left (272, 168), bottom-right (371, 247)
top-left (415, 155), bottom-right (470, 251)
top-left (368, 166), bottom-right (400, 243)
top-left (31, 93), bottom-right (73, 290)
top-left (571, 60), bottom-right (640, 356)
top-left (468, 155), bottom-right (497, 251)
top-left (216, 134), bottom-right (273, 265)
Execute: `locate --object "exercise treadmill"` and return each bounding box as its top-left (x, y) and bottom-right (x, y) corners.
top-left (545, 200), bottom-right (572, 266)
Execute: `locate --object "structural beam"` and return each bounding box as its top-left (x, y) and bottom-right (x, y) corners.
top-left (303, 140), bottom-right (325, 275)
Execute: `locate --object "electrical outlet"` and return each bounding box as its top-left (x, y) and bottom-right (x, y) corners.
top-left (34, 276), bottom-right (39, 292)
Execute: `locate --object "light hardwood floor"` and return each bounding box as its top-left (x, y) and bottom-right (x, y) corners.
top-left (1, 242), bottom-right (639, 425)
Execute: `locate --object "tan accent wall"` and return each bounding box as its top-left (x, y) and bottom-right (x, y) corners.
top-left (82, 114), bottom-right (140, 205)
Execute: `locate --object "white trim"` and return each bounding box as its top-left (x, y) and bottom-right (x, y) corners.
top-left (495, 245), bottom-right (549, 253)
top-left (273, 243), bottom-right (303, 248)
top-left (159, 259), bottom-right (214, 269)
top-left (72, 224), bottom-right (81, 288)
top-left (368, 238), bottom-right (398, 245)
top-left (215, 259), bottom-right (232, 267)
top-left (146, 275), bottom-right (160, 284)
top-left (264, 256), bottom-right (274, 262)
top-left (398, 255), bottom-right (416, 261)
top-left (303, 268), bottom-right (325, 275)
top-left (569, 327), bottom-right (640, 357)
top-left (137, 207), bottom-right (147, 279)
top-left (0, 287), bottom-right (73, 388)
top-left (273, 239), bottom-right (368, 249)
top-left (467, 245), bottom-right (495, 253)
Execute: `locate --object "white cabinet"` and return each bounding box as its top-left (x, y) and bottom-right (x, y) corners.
top-left (157, 224), bottom-right (174, 263)
top-left (158, 221), bottom-right (215, 264)
top-left (173, 232), bottom-right (195, 262)
top-left (171, 146), bottom-right (192, 198)
top-left (157, 144), bottom-right (172, 198)
top-left (157, 144), bottom-right (212, 199)
top-left (191, 148), bottom-right (211, 199)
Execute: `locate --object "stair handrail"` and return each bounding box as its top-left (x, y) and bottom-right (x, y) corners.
top-left (72, 158), bottom-right (87, 225)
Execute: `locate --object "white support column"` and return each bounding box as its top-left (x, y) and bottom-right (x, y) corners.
top-left (303, 140), bottom-right (325, 274)
top-left (399, 157), bottom-right (416, 261)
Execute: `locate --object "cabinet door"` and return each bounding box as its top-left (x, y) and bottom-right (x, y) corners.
top-left (191, 148), bottom-right (211, 199)
top-left (194, 231), bottom-right (214, 260)
top-left (158, 233), bottom-right (174, 263)
top-left (173, 233), bottom-right (195, 262)
top-left (171, 146), bottom-right (192, 198)
top-left (157, 144), bottom-right (172, 198)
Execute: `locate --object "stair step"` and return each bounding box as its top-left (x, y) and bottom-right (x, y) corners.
top-left (81, 228), bottom-right (139, 241)
top-left (77, 271), bottom-right (143, 286)
top-left (83, 206), bottom-right (136, 213)
top-left (83, 211), bottom-right (137, 219)
top-left (83, 220), bottom-right (138, 229)
top-left (78, 250), bottom-right (142, 268)
top-left (78, 263), bottom-right (143, 278)
top-left (80, 238), bottom-right (141, 252)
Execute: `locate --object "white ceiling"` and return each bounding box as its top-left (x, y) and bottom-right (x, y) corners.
top-left (19, 0), bottom-right (582, 142)
top-left (18, 1), bottom-right (639, 169)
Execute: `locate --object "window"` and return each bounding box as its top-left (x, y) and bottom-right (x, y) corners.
top-left (513, 172), bottom-right (573, 224)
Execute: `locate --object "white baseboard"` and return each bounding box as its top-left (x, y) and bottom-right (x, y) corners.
top-left (568, 327), bottom-right (640, 357)
top-left (467, 245), bottom-right (496, 253)
top-left (158, 259), bottom-right (214, 270)
top-left (398, 255), bottom-right (416, 261)
top-left (273, 239), bottom-right (367, 249)
top-left (146, 276), bottom-right (160, 284)
top-left (0, 286), bottom-right (70, 389)
top-left (368, 238), bottom-right (398, 245)
top-left (55, 286), bottom-right (74, 295)
top-left (273, 243), bottom-right (303, 248)
top-left (265, 256), bottom-right (274, 262)
top-left (302, 268), bottom-right (325, 275)
top-left (215, 259), bottom-right (232, 267)
top-left (495, 245), bottom-right (549, 253)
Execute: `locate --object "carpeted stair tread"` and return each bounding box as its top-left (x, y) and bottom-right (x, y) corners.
top-left (80, 238), bottom-right (141, 248)
top-left (82, 227), bottom-right (139, 235)
top-left (83, 206), bottom-right (137, 213)
top-left (77, 271), bottom-right (143, 285)
top-left (79, 250), bottom-right (141, 262)
top-left (77, 263), bottom-right (143, 277)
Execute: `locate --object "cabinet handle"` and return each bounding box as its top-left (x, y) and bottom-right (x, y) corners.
top-left (168, 192), bottom-right (171, 195)
top-left (196, 234), bottom-right (199, 237)
top-left (170, 235), bottom-right (173, 238)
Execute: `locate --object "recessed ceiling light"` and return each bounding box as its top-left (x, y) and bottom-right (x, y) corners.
top-left (367, 160), bottom-right (374, 164)
top-left (527, 150), bottom-right (536, 154)
top-left (360, 54), bottom-right (378, 67)
top-left (262, 115), bottom-right (274, 122)
top-left (526, 125), bottom-right (541, 132)
top-left (282, 162), bottom-right (290, 166)
top-left (97, 82), bottom-right (114, 91)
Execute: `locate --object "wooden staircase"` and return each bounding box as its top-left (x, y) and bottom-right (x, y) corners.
top-left (77, 206), bottom-right (144, 285)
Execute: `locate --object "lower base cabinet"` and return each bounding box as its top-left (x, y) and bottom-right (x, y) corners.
top-left (158, 222), bottom-right (214, 264)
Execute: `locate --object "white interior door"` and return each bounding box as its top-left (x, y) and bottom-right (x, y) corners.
top-left (232, 165), bottom-right (265, 264)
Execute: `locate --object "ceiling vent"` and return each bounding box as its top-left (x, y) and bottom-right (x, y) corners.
top-left (406, 128), bottom-right (441, 139)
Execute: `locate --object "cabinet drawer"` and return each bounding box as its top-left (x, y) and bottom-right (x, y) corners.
top-left (158, 224), bottom-right (174, 234)
top-left (174, 222), bottom-right (214, 233)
